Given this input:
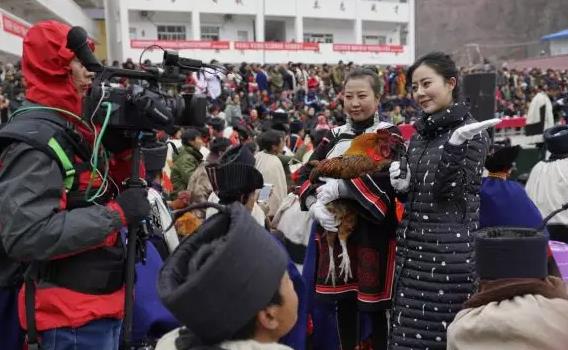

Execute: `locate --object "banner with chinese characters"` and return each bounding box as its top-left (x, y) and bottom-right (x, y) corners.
top-left (234, 41), bottom-right (320, 51)
top-left (333, 44), bottom-right (404, 53)
top-left (2, 14), bottom-right (29, 38)
top-left (130, 40), bottom-right (230, 50)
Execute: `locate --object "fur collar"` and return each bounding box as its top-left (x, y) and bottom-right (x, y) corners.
top-left (464, 276), bottom-right (568, 309)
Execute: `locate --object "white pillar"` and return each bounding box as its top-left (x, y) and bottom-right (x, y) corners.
top-left (354, 18), bottom-right (362, 44)
top-left (118, 0), bottom-right (129, 62)
top-left (408, 0), bottom-right (416, 63)
top-left (295, 15), bottom-right (303, 42)
top-left (256, 11), bottom-right (265, 42)
top-left (103, 0), bottom-right (114, 62)
top-left (192, 11), bottom-right (201, 40)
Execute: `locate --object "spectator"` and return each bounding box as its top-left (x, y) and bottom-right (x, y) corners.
top-left (255, 130), bottom-right (288, 219)
top-left (447, 228), bottom-right (568, 350)
top-left (224, 94), bottom-right (243, 121)
top-left (171, 128), bottom-right (204, 197)
top-left (526, 125), bottom-right (568, 244)
top-left (206, 137), bottom-right (231, 164)
top-left (254, 64), bottom-right (269, 92)
top-left (156, 201), bottom-right (298, 350)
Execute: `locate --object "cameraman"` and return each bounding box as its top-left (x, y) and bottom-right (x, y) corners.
top-left (0, 20), bottom-right (150, 350)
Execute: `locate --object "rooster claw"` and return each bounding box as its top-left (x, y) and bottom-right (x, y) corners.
top-left (338, 240), bottom-right (353, 283)
top-left (324, 245), bottom-right (336, 287)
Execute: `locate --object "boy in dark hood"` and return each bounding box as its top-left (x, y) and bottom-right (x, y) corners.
top-left (0, 20), bottom-right (150, 349)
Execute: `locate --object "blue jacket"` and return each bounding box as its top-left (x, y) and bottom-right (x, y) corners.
top-left (132, 240), bottom-right (179, 345)
top-left (256, 72), bottom-right (269, 92)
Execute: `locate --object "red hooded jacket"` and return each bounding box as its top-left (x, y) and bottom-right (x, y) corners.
top-left (16, 20), bottom-right (134, 331)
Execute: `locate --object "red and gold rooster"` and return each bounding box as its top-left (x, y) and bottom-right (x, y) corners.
top-left (309, 129), bottom-right (405, 285)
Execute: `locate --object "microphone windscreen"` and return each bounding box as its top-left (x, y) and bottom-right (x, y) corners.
top-left (67, 26), bottom-right (89, 51)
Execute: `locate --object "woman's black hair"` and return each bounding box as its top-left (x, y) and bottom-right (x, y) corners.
top-left (343, 67), bottom-right (382, 98)
top-left (406, 51), bottom-right (460, 100)
top-left (257, 130), bottom-right (284, 152)
top-left (218, 191), bottom-right (255, 206)
top-left (230, 288), bottom-right (283, 341)
top-left (181, 128), bottom-right (202, 146)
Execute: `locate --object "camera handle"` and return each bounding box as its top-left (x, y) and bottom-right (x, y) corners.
top-left (122, 131), bottom-right (151, 349)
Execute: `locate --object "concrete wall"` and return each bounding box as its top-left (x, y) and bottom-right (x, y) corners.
top-left (551, 39), bottom-right (568, 56)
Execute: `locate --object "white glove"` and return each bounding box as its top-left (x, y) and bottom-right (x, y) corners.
top-left (316, 178), bottom-right (340, 205)
top-left (448, 118), bottom-right (501, 145)
top-left (389, 161), bottom-right (411, 193)
top-left (309, 201), bottom-right (339, 232)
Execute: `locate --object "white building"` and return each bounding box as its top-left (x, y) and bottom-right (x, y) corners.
top-left (0, 0), bottom-right (101, 62)
top-left (105, 0), bottom-right (415, 66)
top-left (542, 29), bottom-right (568, 56)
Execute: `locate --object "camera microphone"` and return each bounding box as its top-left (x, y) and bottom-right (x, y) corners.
top-left (162, 50), bottom-right (211, 72)
top-left (66, 26), bottom-right (103, 72)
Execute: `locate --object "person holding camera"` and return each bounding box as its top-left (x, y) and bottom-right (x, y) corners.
top-left (0, 20), bottom-right (151, 350)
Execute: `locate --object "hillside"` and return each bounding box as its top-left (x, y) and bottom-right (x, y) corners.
top-left (416, 0), bottom-right (568, 65)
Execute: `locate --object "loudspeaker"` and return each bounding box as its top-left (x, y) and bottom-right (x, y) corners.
top-left (462, 73), bottom-right (497, 122)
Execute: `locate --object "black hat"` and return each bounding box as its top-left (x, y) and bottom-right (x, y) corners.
top-left (485, 144), bottom-right (521, 172)
top-left (475, 227), bottom-right (548, 280)
top-left (158, 202), bottom-right (288, 344)
top-left (271, 122), bottom-right (289, 134)
top-left (207, 117), bottom-right (225, 132)
top-left (544, 125), bottom-right (568, 155)
top-left (141, 142), bottom-right (168, 173)
top-left (290, 119), bottom-right (304, 134)
top-left (272, 109), bottom-right (289, 124)
top-left (206, 145), bottom-right (264, 198)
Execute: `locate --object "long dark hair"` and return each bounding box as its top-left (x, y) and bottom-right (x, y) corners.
top-left (406, 51), bottom-right (460, 100)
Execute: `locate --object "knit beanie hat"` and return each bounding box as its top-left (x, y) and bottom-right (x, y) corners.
top-left (206, 144), bottom-right (264, 198)
top-left (158, 202), bottom-right (288, 344)
top-left (475, 227), bottom-right (548, 280)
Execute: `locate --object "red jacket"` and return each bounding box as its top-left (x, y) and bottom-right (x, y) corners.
top-left (10, 20), bottom-right (133, 331)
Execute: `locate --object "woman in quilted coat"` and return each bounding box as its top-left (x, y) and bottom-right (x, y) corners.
top-left (388, 52), bottom-right (498, 349)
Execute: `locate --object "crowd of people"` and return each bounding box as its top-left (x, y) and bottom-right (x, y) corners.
top-left (2, 19), bottom-right (568, 350)
top-left (3, 55), bottom-right (568, 129)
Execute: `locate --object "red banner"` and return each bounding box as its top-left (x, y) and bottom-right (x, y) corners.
top-left (130, 40), bottom-right (230, 50)
top-left (234, 41), bottom-right (320, 51)
top-left (2, 14), bottom-right (29, 38)
top-left (333, 44), bottom-right (404, 53)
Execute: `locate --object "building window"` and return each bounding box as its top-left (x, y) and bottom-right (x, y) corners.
top-left (400, 24), bottom-right (408, 45)
top-left (157, 25), bottom-right (186, 41)
top-left (303, 33), bottom-right (333, 43)
top-left (201, 25), bottom-right (220, 41)
top-left (363, 35), bottom-right (387, 45)
top-left (129, 27), bottom-right (137, 39)
top-left (237, 30), bottom-right (249, 41)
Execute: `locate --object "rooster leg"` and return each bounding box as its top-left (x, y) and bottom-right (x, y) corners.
top-left (324, 231), bottom-right (337, 287)
top-left (338, 239), bottom-right (353, 283)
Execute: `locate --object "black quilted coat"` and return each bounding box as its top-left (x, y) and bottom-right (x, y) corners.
top-left (389, 102), bottom-right (490, 350)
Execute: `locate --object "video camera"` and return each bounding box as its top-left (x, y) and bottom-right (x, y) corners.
top-left (66, 26), bottom-right (220, 132)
